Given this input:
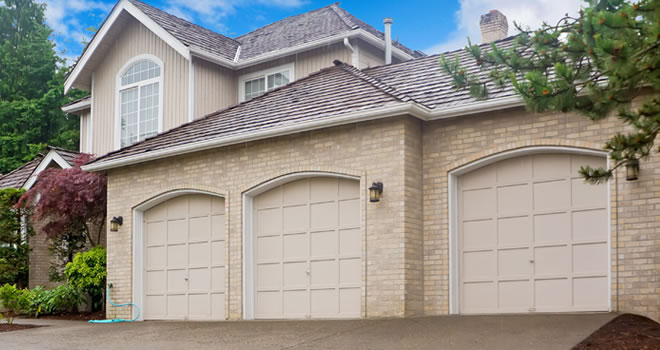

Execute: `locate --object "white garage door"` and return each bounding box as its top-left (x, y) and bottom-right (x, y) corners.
top-left (143, 194), bottom-right (226, 320)
top-left (253, 177), bottom-right (361, 319)
top-left (458, 153), bottom-right (609, 314)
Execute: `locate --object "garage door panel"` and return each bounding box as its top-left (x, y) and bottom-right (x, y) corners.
top-left (283, 180), bottom-right (309, 205)
top-left (573, 209), bottom-right (607, 241)
top-left (257, 236), bottom-right (281, 262)
top-left (498, 248), bottom-right (530, 278)
top-left (211, 267), bottom-right (225, 291)
top-left (256, 291), bottom-right (282, 317)
top-left (189, 242), bottom-right (211, 266)
top-left (311, 230), bottom-right (337, 258)
top-left (534, 212), bottom-right (570, 244)
top-left (459, 153), bottom-right (608, 314)
top-left (463, 282), bottom-right (497, 312)
top-left (573, 277), bottom-right (608, 308)
top-left (310, 202), bottom-right (337, 229)
top-left (146, 246), bottom-right (166, 269)
top-left (256, 208), bottom-right (282, 236)
top-left (146, 270), bottom-right (165, 293)
top-left (167, 244), bottom-right (187, 267)
top-left (283, 233), bottom-right (308, 259)
top-left (573, 243), bottom-right (608, 275)
top-left (189, 195), bottom-right (212, 217)
top-left (339, 228), bottom-right (360, 256)
top-left (255, 187), bottom-right (281, 208)
top-left (497, 184), bottom-right (531, 217)
top-left (497, 217), bottom-right (530, 246)
top-left (283, 290), bottom-right (308, 316)
top-left (167, 219), bottom-right (188, 243)
top-left (339, 288), bottom-right (361, 316)
top-left (535, 279), bottom-right (570, 309)
top-left (311, 289), bottom-right (338, 316)
top-left (283, 205), bottom-right (309, 231)
top-left (496, 156), bottom-right (531, 185)
top-left (189, 267), bottom-right (210, 291)
top-left (144, 194), bottom-right (226, 320)
top-left (533, 180), bottom-right (570, 212)
top-left (340, 258), bottom-right (361, 285)
top-left (533, 154), bottom-right (571, 180)
top-left (339, 179), bottom-right (359, 200)
top-left (211, 214), bottom-right (225, 240)
top-left (310, 178), bottom-right (338, 202)
top-left (572, 179), bottom-right (607, 208)
top-left (257, 263), bottom-right (282, 289)
top-left (462, 188), bottom-right (496, 220)
top-left (283, 262), bottom-right (307, 288)
top-left (499, 281), bottom-right (531, 310)
top-left (534, 246), bottom-right (570, 276)
top-left (339, 199), bottom-right (360, 227)
top-left (146, 221), bottom-right (166, 246)
top-left (211, 241), bottom-right (225, 265)
top-left (189, 217), bottom-right (211, 242)
top-left (463, 251), bottom-right (496, 281)
top-left (311, 260), bottom-right (338, 286)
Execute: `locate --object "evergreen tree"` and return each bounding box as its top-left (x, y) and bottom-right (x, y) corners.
top-left (0, 0), bottom-right (84, 174)
top-left (440, 0), bottom-right (659, 183)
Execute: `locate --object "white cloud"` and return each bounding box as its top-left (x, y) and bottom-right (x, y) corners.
top-left (424, 0), bottom-right (584, 54)
top-left (41, 0), bottom-right (113, 64)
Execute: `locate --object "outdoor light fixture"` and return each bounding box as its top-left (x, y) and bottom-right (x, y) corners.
top-left (369, 182), bottom-right (383, 202)
top-left (626, 159), bottom-right (640, 181)
top-left (110, 216), bottom-right (123, 232)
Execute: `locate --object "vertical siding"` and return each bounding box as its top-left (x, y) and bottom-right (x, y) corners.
top-left (193, 58), bottom-right (236, 119)
top-left (92, 17), bottom-right (189, 156)
top-left (80, 111), bottom-right (89, 153)
top-left (357, 40), bottom-right (387, 69)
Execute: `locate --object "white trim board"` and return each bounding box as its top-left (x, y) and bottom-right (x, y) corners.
top-left (23, 150), bottom-right (74, 190)
top-left (241, 172), bottom-right (361, 320)
top-left (237, 63), bottom-right (295, 102)
top-left (62, 98), bottom-right (91, 113)
top-left (446, 146), bottom-right (611, 314)
top-left (131, 189), bottom-right (226, 322)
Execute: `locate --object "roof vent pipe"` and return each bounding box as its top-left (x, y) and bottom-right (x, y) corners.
top-left (383, 17), bottom-right (393, 64)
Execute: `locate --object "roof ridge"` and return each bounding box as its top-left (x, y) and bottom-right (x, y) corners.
top-left (234, 3), bottom-right (339, 40)
top-left (333, 60), bottom-right (429, 108)
top-left (328, 3), bottom-right (358, 30)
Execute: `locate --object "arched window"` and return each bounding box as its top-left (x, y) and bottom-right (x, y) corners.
top-left (117, 57), bottom-right (162, 148)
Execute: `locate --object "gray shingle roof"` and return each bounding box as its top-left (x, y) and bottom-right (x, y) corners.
top-left (235, 3), bottom-right (423, 60)
top-left (0, 147), bottom-right (80, 189)
top-left (88, 36), bottom-right (520, 168)
top-left (89, 61), bottom-right (406, 164)
top-left (62, 95), bottom-right (91, 109)
top-left (129, 0), bottom-right (240, 61)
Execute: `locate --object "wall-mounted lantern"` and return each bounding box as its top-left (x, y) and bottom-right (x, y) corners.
top-left (626, 159), bottom-right (640, 181)
top-left (369, 182), bottom-right (383, 203)
top-left (110, 216), bottom-right (123, 232)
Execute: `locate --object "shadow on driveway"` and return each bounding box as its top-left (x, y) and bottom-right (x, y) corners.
top-left (1, 313), bottom-right (616, 350)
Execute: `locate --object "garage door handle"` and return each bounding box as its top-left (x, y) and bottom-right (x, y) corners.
top-left (184, 276), bottom-right (189, 281)
top-left (529, 259), bottom-right (535, 263)
top-left (305, 270), bottom-right (310, 275)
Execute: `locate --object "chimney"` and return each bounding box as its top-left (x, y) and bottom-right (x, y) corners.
top-left (480, 10), bottom-right (508, 43)
top-left (383, 17), bottom-right (393, 64)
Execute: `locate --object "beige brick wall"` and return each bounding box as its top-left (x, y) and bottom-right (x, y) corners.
top-left (106, 117), bottom-right (423, 319)
top-left (29, 229), bottom-right (54, 289)
top-left (104, 107), bottom-right (659, 321)
top-left (422, 107), bottom-right (660, 321)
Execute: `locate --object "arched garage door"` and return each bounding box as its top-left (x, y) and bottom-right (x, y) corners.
top-left (143, 194), bottom-right (226, 320)
top-left (253, 177), bottom-right (361, 319)
top-left (458, 153), bottom-right (609, 314)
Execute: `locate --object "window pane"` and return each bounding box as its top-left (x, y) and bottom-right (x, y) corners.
top-left (139, 82), bottom-right (159, 140)
top-left (121, 59), bottom-right (160, 86)
top-left (266, 71), bottom-right (289, 91)
top-left (244, 77), bottom-right (266, 100)
top-left (120, 87), bottom-right (139, 148)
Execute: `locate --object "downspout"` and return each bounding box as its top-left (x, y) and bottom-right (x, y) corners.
top-left (343, 38), bottom-right (359, 68)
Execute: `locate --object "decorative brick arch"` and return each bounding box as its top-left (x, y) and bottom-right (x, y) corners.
top-left (132, 184), bottom-right (227, 210)
top-left (240, 165), bottom-right (364, 195)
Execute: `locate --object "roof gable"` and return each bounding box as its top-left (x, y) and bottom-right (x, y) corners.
top-left (0, 147), bottom-right (79, 190)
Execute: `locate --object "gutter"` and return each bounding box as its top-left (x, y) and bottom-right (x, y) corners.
top-left (82, 96), bottom-right (524, 172)
top-left (62, 98), bottom-right (92, 113)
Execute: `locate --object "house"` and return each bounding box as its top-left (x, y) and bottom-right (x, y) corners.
top-left (64, 0), bottom-right (658, 322)
top-left (0, 146), bottom-right (81, 288)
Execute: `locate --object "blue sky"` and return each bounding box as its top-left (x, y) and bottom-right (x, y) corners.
top-left (41, 0), bottom-right (584, 65)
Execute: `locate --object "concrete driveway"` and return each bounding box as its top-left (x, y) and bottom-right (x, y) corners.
top-left (1, 313), bottom-right (615, 350)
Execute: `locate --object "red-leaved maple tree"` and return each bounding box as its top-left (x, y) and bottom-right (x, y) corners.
top-left (18, 154), bottom-right (106, 247)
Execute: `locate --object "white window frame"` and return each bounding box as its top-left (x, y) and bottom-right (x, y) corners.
top-left (238, 63), bottom-right (295, 102)
top-left (114, 54), bottom-right (164, 150)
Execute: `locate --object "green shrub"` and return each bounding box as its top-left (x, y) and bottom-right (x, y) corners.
top-left (0, 284), bottom-right (30, 324)
top-left (64, 246), bottom-right (106, 311)
top-left (0, 283), bottom-right (84, 321)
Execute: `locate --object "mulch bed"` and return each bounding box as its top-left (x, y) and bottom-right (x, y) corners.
top-left (0, 324), bottom-right (43, 333)
top-left (35, 311), bottom-right (105, 321)
top-left (573, 313), bottom-right (660, 350)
